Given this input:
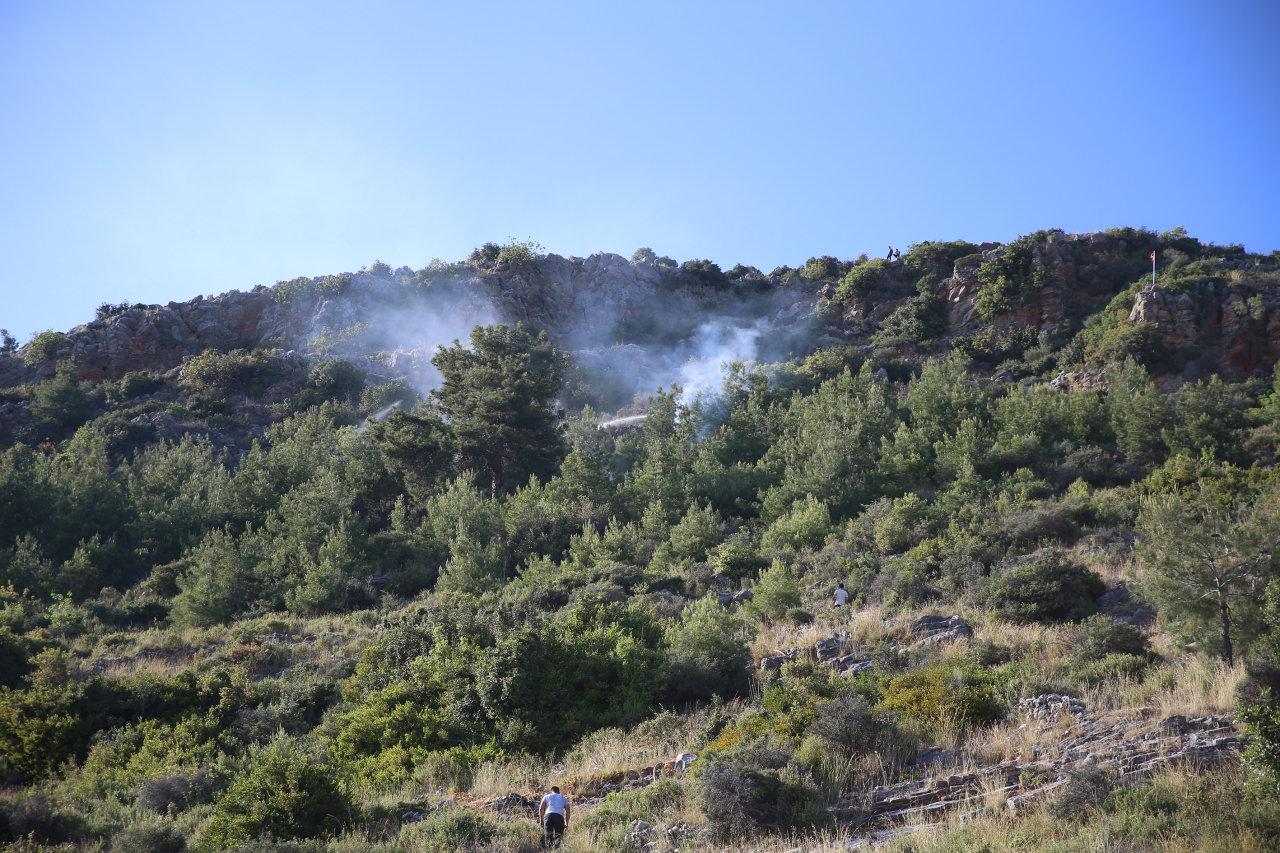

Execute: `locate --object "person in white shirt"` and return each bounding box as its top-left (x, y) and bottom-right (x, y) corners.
top-left (539, 785), bottom-right (570, 848)
top-left (833, 582), bottom-right (849, 608)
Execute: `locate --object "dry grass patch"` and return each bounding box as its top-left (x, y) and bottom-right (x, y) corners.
top-left (1084, 656), bottom-right (1243, 717)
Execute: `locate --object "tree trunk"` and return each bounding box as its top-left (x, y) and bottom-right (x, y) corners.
top-left (1216, 579), bottom-right (1234, 667)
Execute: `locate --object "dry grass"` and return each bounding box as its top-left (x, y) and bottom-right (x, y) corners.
top-left (97, 655), bottom-right (192, 679)
top-left (966, 710), bottom-right (1078, 766)
top-left (1083, 655), bottom-right (1243, 717)
top-left (464, 704), bottom-right (729, 798)
top-left (748, 603), bottom-right (904, 660)
top-left (466, 754), bottom-right (553, 799)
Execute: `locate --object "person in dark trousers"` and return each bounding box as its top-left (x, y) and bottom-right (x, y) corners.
top-left (539, 785), bottom-right (570, 848)
top-left (886, 245), bottom-right (894, 260)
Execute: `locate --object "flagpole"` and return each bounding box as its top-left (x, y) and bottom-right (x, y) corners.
top-left (1151, 252), bottom-right (1156, 286)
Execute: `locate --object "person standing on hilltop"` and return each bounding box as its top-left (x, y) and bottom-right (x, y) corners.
top-left (539, 785), bottom-right (571, 849)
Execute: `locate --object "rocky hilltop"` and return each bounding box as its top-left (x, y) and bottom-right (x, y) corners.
top-left (0, 251), bottom-right (816, 389)
top-left (3, 228), bottom-right (1279, 446)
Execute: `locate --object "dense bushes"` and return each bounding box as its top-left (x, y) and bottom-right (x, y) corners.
top-left (877, 660), bottom-right (1002, 731)
top-left (201, 735), bottom-right (353, 849)
top-left (31, 361), bottom-right (92, 437)
top-left (807, 693), bottom-right (905, 762)
top-left (697, 747), bottom-right (825, 840)
top-left (1, 235), bottom-right (1279, 848)
top-left (179, 348), bottom-right (283, 395)
top-left (22, 330), bottom-right (67, 365)
top-left (986, 551), bottom-right (1105, 624)
top-left (664, 596), bottom-right (752, 706)
top-left (397, 808), bottom-right (498, 852)
top-left (974, 232), bottom-right (1050, 319)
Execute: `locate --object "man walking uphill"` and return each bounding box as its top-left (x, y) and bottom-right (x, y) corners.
top-left (539, 785), bottom-right (570, 848)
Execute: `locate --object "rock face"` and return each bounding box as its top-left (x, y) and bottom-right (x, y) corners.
top-left (758, 615), bottom-right (975, 677)
top-left (909, 614), bottom-right (973, 649)
top-left (1097, 582), bottom-right (1156, 627)
top-left (1129, 275), bottom-right (1280, 380)
top-left (56, 288), bottom-right (296, 382)
top-left (11, 231), bottom-right (1280, 398)
top-left (941, 231), bottom-right (1154, 341)
top-left (13, 254), bottom-right (820, 401)
top-left (830, 707), bottom-right (1244, 842)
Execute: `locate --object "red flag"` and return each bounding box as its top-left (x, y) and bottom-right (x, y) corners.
top-left (1150, 250), bottom-right (1156, 262)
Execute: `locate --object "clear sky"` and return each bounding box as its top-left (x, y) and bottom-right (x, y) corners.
top-left (1, 0), bottom-right (1277, 341)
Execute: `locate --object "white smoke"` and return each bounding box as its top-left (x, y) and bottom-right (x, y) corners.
top-left (306, 271), bottom-right (501, 393)
top-left (675, 318), bottom-right (771, 403)
top-left (296, 258), bottom-right (818, 413)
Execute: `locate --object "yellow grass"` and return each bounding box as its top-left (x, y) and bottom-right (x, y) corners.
top-left (1083, 655), bottom-right (1243, 717)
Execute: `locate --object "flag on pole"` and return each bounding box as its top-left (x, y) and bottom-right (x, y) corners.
top-left (1150, 250), bottom-right (1156, 262)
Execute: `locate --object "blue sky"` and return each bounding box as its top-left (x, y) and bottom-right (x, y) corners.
top-left (1, 0), bottom-right (1277, 341)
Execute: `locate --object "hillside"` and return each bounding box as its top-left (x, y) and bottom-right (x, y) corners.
top-left (2, 228), bottom-right (1280, 851)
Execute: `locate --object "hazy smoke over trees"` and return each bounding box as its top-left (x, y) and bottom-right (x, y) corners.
top-left (303, 253), bottom-right (820, 415)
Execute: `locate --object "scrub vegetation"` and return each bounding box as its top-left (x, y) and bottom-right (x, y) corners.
top-left (3, 230), bottom-right (1280, 851)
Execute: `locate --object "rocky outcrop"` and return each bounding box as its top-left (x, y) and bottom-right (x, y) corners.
top-left (15, 253), bottom-right (818, 395)
top-left (55, 288), bottom-right (296, 382)
top-left (831, 706), bottom-right (1244, 841)
top-left (1097, 581), bottom-right (1156, 627)
top-left (14, 232), bottom-right (1280, 399)
top-left (758, 615), bottom-right (974, 676)
top-left (909, 614), bottom-right (973, 649)
top-left (1129, 276), bottom-right (1280, 380)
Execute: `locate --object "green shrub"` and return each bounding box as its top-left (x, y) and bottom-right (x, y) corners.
top-left (680, 258), bottom-right (728, 288)
top-left (1241, 688), bottom-right (1280, 800)
top-left (22, 330), bottom-right (67, 366)
top-left (398, 808), bottom-right (497, 852)
top-left (745, 560), bottom-right (801, 623)
top-left (179, 348), bottom-right (282, 396)
top-left (30, 360), bottom-right (91, 436)
top-left (761, 495), bottom-right (831, 552)
top-left (1090, 321), bottom-right (1172, 370)
top-left (974, 231), bottom-right (1059, 320)
top-left (1046, 766), bottom-right (1114, 820)
top-left (1073, 614), bottom-right (1149, 660)
top-left (986, 551), bottom-right (1105, 624)
top-left (664, 595), bottom-right (751, 705)
top-left (496, 238), bottom-right (543, 267)
top-left (801, 256), bottom-right (841, 281)
top-left (579, 777), bottom-right (683, 837)
top-left (902, 241), bottom-right (979, 276)
top-left (870, 294), bottom-right (948, 347)
top-left (303, 359), bottom-right (365, 406)
top-left (109, 370), bottom-right (165, 404)
top-left (2, 793), bottom-right (82, 844)
top-left (1061, 652), bottom-right (1150, 687)
top-left (806, 693), bottom-right (905, 762)
top-left (112, 820), bottom-right (187, 853)
top-left (835, 259), bottom-right (890, 304)
top-left (697, 747), bottom-right (826, 840)
top-left (878, 661), bottom-right (1002, 731)
top-left (360, 378), bottom-right (416, 412)
top-left (200, 735), bottom-right (353, 849)
top-left (709, 531), bottom-right (768, 580)
top-left (786, 607), bottom-right (814, 626)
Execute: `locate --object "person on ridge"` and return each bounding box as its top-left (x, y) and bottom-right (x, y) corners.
top-left (886, 244), bottom-right (894, 260)
top-left (539, 785), bottom-right (571, 848)
top-left (833, 581), bottom-right (849, 608)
